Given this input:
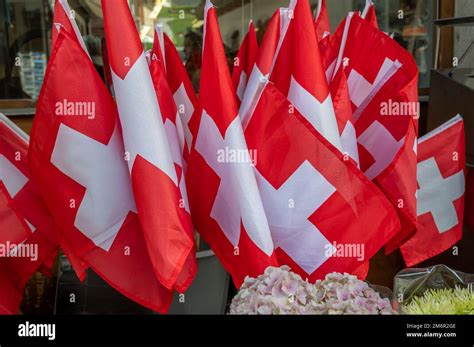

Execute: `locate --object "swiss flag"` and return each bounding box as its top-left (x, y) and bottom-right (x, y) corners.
top-left (29, 29), bottom-right (175, 312)
top-left (52, 0), bottom-right (89, 55)
top-left (0, 183), bottom-right (58, 314)
top-left (147, 27), bottom-right (197, 292)
top-left (245, 81), bottom-right (400, 281)
top-left (320, 32), bottom-right (359, 165)
top-left (314, 0), bottom-right (331, 42)
top-left (231, 21), bottom-right (259, 106)
top-left (0, 114), bottom-right (62, 260)
top-left (101, 0), bottom-right (196, 291)
top-left (0, 115), bottom-right (59, 313)
top-left (361, 0), bottom-right (379, 29)
top-left (239, 4), bottom-right (292, 129)
top-left (331, 13), bottom-right (419, 253)
top-left (0, 116), bottom-right (30, 246)
top-left (1, 115), bottom-right (87, 281)
top-left (153, 24), bottom-right (198, 157)
top-left (401, 115), bottom-right (465, 267)
top-left (186, 0), bottom-right (278, 287)
top-left (270, 0), bottom-right (343, 152)
top-left (361, 0), bottom-right (379, 30)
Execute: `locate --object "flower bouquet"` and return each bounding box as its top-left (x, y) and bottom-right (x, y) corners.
top-left (402, 287), bottom-right (474, 314)
top-left (394, 264), bottom-right (474, 314)
top-left (230, 266), bottom-right (394, 314)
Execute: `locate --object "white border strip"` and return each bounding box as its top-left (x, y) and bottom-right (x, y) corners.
top-left (0, 113), bottom-right (29, 143)
top-left (155, 23), bottom-right (166, 72)
top-left (58, 0), bottom-right (90, 58)
top-left (418, 114), bottom-right (463, 144)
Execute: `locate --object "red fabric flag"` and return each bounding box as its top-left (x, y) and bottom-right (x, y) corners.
top-left (101, 0), bottom-right (195, 291)
top-left (320, 34), bottom-right (360, 165)
top-left (52, 0), bottom-right (89, 55)
top-left (0, 182), bottom-right (58, 314)
top-left (330, 14), bottom-right (419, 253)
top-left (245, 82), bottom-right (400, 280)
top-left (154, 26), bottom-right (198, 155)
top-left (400, 116), bottom-right (465, 266)
top-left (239, 5), bottom-right (293, 129)
top-left (231, 21), bottom-right (259, 106)
top-left (314, 0), bottom-right (331, 41)
top-left (29, 29), bottom-right (175, 312)
top-left (146, 27), bottom-right (197, 292)
top-left (0, 114), bottom-right (60, 312)
top-left (186, 0), bottom-right (278, 287)
top-left (0, 114), bottom-right (66, 275)
top-left (270, 0), bottom-right (343, 152)
top-left (362, 0), bottom-right (379, 30)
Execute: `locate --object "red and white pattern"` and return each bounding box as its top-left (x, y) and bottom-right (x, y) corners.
top-left (239, 3), bottom-right (293, 129)
top-left (232, 21), bottom-right (259, 106)
top-left (0, 183), bottom-right (57, 314)
top-left (270, 0), bottom-right (342, 152)
top-left (186, 0), bottom-right (278, 287)
top-left (361, 0), bottom-right (379, 30)
top-left (320, 28), bottom-right (359, 165)
top-left (29, 29), bottom-right (175, 313)
top-left (245, 82), bottom-right (400, 280)
top-left (52, 0), bottom-right (89, 55)
top-left (147, 24), bottom-right (197, 291)
top-left (101, 0), bottom-right (195, 291)
top-left (401, 115), bottom-right (465, 267)
top-left (329, 13), bottom-right (419, 253)
top-left (314, 0), bottom-right (331, 41)
top-left (154, 24), bottom-right (198, 156)
top-left (0, 114), bottom-right (59, 313)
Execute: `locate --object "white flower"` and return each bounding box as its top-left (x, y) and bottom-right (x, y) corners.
top-left (230, 267), bottom-right (395, 315)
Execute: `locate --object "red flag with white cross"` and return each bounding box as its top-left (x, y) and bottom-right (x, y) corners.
top-left (0, 115), bottom-right (59, 314)
top-left (361, 0), bottom-right (379, 30)
top-left (320, 32), bottom-right (360, 165)
top-left (329, 13), bottom-right (419, 253)
top-left (29, 29), bottom-right (175, 312)
top-left (401, 115), bottom-right (465, 266)
top-left (232, 21), bottom-right (259, 106)
top-left (147, 27), bottom-right (197, 292)
top-left (314, 0), bottom-right (331, 42)
top-left (239, 4), bottom-right (293, 129)
top-left (270, 0), bottom-right (343, 153)
top-left (245, 81), bottom-right (400, 280)
top-left (52, 0), bottom-right (89, 55)
top-left (101, 0), bottom-right (196, 291)
top-left (186, 0), bottom-right (278, 287)
top-left (154, 24), bottom-right (198, 158)
top-left (0, 182), bottom-right (58, 314)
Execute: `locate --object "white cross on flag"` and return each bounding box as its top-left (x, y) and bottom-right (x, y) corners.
top-left (101, 0), bottom-right (196, 292)
top-left (245, 80), bottom-right (400, 281)
top-left (29, 28), bottom-right (176, 313)
top-left (0, 114), bottom-right (59, 314)
top-left (319, 30), bottom-right (359, 166)
top-left (231, 21), bottom-right (259, 106)
top-left (328, 13), bottom-right (419, 253)
top-left (145, 24), bottom-right (197, 291)
top-left (186, 0), bottom-right (278, 287)
top-left (270, 0), bottom-right (343, 153)
top-left (239, 3), bottom-right (293, 130)
top-left (401, 115), bottom-right (466, 267)
top-left (153, 24), bottom-right (198, 157)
